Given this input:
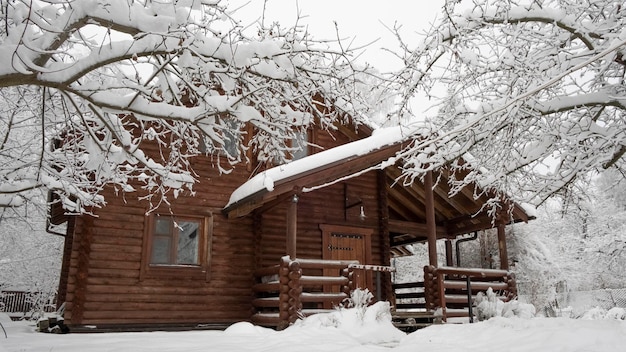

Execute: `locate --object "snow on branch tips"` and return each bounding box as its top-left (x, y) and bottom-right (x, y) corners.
top-left (0, 0), bottom-right (371, 214)
top-left (390, 0), bottom-right (626, 206)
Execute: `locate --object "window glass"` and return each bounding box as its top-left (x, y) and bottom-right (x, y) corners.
top-left (176, 221), bottom-right (199, 264)
top-left (154, 217), bottom-right (171, 235)
top-left (223, 122), bottom-right (239, 159)
top-left (151, 236), bottom-right (171, 264)
top-left (291, 130), bottom-right (308, 161)
top-left (149, 217), bottom-right (202, 266)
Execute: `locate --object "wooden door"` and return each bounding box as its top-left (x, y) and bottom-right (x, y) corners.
top-left (320, 224), bottom-right (373, 291)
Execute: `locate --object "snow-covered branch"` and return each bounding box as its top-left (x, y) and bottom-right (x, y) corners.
top-left (391, 0), bottom-right (626, 206)
top-left (0, 0), bottom-right (370, 213)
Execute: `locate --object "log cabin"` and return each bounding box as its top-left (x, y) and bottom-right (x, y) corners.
top-left (49, 115), bottom-right (534, 332)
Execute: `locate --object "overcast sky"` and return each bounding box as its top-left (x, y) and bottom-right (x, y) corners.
top-left (226, 0), bottom-right (445, 71)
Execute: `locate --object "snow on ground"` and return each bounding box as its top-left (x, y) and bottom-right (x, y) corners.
top-left (1, 303), bottom-right (625, 352)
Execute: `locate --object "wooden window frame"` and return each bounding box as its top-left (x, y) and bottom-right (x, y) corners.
top-left (140, 211), bottom-right (213, 281)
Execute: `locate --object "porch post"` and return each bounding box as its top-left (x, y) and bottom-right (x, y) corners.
top-left (497, 223), bottom-right (509, 270)
top-left (425, 170), bottom-right (438, 267)
top-left (287, 193), bottom-right (299, 259)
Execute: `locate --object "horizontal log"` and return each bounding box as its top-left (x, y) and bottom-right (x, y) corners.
top-left (69, 315), bottom-right (247, 327)
top-left (444, 308), bottom-right (471, 318)
top-left (250, 312), bottom-right (281, 326)
top-left (89, 260), bottom-right (141, 270)
top-left (443, 294), bottom-right (507, 305)
top-left (87, 268), bottom-right (140, 279)
top-left (92, 218), bottom-right (145, 231)
top-left (443, 294), bottom-right (471, 305)
top-left (391, 311), bottom-right (433, 318)
top-left (395, 303), bottom-right (427, 310)
top-left (251, 297), bottom-right (282, 308)
top-left (442, 280), bottom-right (509, 292)
top-left (91, 235), bottom-right (143, 248)
top-left (252, 282), bottom-right (280, 293)
top-left (393, 282), bottom-right (425, 289)
top-left (395, 292), bottom-right (425, 300)
top-left (254, 265), bottom-right (280, 278)
top-left (88, 253), bottom-right (141, 265)
top-left (294, 258), bottom-right (358, 269)
top-left (92, 211), bottom-right (145, 223)
top-left (81, 279), bottom-right (253, 292)
top-left (83, 299), bottom-right (251, 312)
top-left (348, 264), bottom-right (395, 272)
top-left (84, 292), bottom-right (251, 304)
top-left (300, 292), bottom-right (348, 303)
top-left (299, 275), bottom-right (349, 287)
top-left (436, 266), bottom-right (510, 278)
top-left (81, 309), bottom-right (250, 321)
top-left (300, 308), bottom-right (336, 317)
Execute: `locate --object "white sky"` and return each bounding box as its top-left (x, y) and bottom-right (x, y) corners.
top-left (226, 0), bottom-right (445, 71)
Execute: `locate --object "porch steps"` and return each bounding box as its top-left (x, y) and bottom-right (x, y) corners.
top-left (391, 311), bottom-right (437, 332)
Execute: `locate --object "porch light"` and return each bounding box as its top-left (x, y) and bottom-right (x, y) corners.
top-left (359, 205), bottom-right (366, 221)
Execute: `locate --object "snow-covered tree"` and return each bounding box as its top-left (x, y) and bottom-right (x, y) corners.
top-left (391, 0), bottom-right (626, 208)
top-left (0, 0), bottom-right (369, 215)
top-left (0, 201), bottom-right (63, 317)
top-left (510, 169), bottom-right (626, 303)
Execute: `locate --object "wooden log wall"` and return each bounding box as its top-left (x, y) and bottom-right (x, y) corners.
top-left (61, 124), bottom-right (392, 328)
top-left (62, 150), bottom-right (258, 327)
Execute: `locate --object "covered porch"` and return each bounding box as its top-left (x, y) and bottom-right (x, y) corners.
top-left (222, 125), bottom-right (533, 328)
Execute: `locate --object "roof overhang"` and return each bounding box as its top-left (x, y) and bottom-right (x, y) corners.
top-left (223, 126), bottom-right (417, 218)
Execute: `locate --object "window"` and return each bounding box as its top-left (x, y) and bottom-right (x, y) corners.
top-left (290, 130), bottom-right (309, 161)
top-left (197, 118), bottom-right (240, 160)
top-left (222, 121), bottom-right (240, 159)
top-left (150, 217), bottom-right (200, 265)
top-left (142, 213), bottom-right (213, 280)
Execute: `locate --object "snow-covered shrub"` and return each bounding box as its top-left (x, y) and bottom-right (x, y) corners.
top-left (581, 306), bottom-right (626, 320)
top-left (501, 300), bottom-right (536, 319)
top-left (341, 288), bottom-right (373, 309)
top-left (605, 308), bottom-right (626, 320)
top-left (289, 300), bottom-right (405, 345)
top-left (475, 288), bottom-right (504, 321)
top-left (580, 306), bottom-right (607, 320)
top-left (475, 288), bottom-right (536, 321)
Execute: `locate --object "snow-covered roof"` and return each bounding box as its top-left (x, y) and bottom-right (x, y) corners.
top-left (224, 125), bottom-right (421, 214)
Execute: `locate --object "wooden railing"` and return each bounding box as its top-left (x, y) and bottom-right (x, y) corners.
top-left (251, 256), bottom-right (357, 328)
top-left (390, 281), bottom-right (436, 331)
top-left (392, 281), bottom-right (426, 311)
top-left (423, 266), bottom-right (517, 322)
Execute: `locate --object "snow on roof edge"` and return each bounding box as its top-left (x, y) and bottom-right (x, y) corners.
top-left (224, 124), bottom-right (424, 210)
